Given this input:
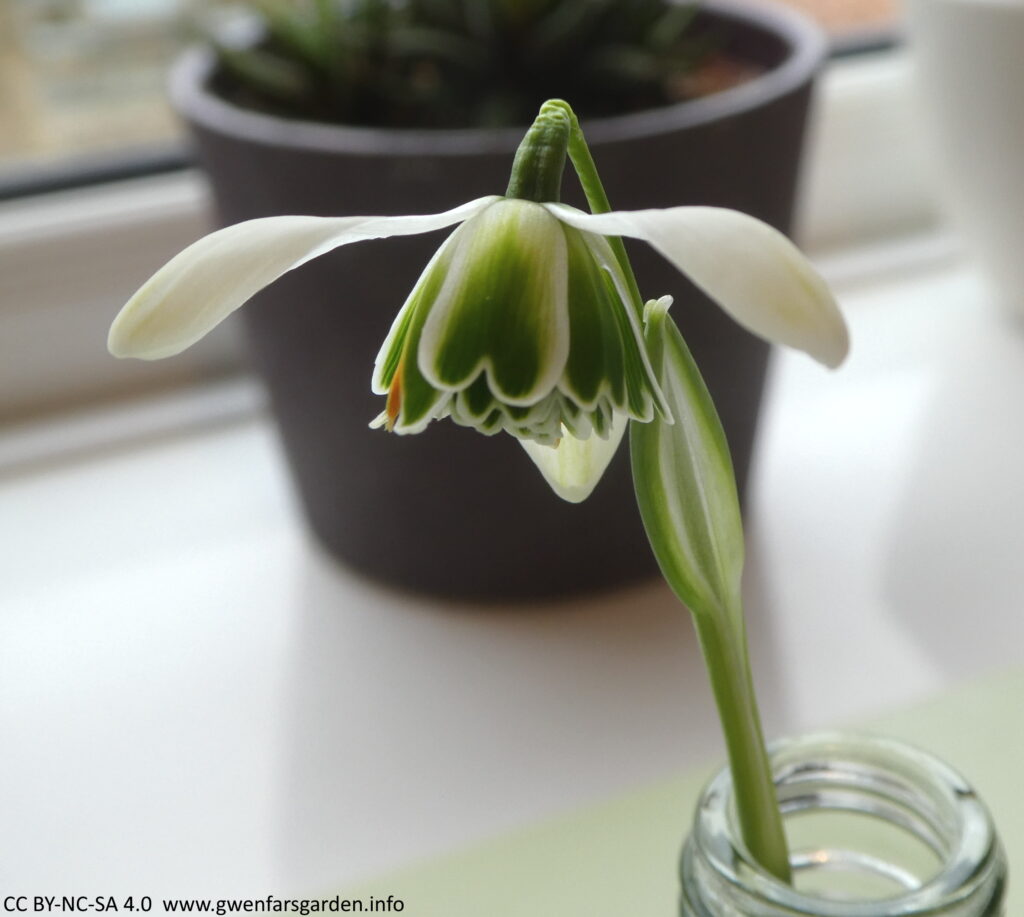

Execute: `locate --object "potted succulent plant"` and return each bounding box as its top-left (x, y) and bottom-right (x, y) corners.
top-left (170, 0), bottom-right (827, 598)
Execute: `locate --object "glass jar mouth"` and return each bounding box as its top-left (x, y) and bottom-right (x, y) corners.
top-left (682, 733), bottom-right (1005, 916)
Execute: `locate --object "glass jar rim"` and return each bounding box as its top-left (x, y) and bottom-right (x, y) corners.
top-left (687, 732), bottom-right (1004, 916)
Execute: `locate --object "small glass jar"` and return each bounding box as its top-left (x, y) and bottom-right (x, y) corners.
top-left (680, 733), bottom-right (1007, 916)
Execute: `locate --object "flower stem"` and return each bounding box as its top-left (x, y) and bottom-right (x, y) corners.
top-left (633, 303), bottom-right (792, 883)
top-left (542, 99), bottom-right (645, 319)
top-left (505, 104), bottom-right (570, 204)
top-left (694, 607), bottom-right (792, 883)
top-left (538, 98), bottom-right (793, 882)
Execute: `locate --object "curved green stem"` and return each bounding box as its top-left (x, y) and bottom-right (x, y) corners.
top-left (543, 99), bottom-right (645, 320)
top-left (513, 101), bottom-right (793, 880)
top-left (505, 103), bottom-right (570, 203)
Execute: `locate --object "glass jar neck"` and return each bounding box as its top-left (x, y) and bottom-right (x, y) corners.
top-left (680, 733), bottom-right (1006, 916)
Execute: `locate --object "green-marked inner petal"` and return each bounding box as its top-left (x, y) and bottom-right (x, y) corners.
top-left (372, 227), bottom-right (460, 395)
top-left (457, 375), bottom-right (497, 420)
top-left (586, 233), bottom-right (663, 422)
top-left (560, 227), bottom-right (664, 423)
top-left (561, 226), bottom-right (626, 406)
top-left (419, 200), bottom-right (569, 405)
top-left (387, 243), bottom-right (464, 432)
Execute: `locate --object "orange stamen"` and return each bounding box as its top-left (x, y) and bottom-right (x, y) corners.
top-left (385, 363), bottom-right (403, 432)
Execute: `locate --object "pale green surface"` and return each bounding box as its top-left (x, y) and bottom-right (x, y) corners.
top-left (345, 667), bottom-right (1023, 915)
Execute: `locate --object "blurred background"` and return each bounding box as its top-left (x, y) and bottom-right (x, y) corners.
top-left (0, 0), bottom-right (899, 197)
top-left (6, 0), bottom-right (1024, 908)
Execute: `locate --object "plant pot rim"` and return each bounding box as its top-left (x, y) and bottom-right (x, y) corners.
top-left (170, 0), bottom-right (826, 157)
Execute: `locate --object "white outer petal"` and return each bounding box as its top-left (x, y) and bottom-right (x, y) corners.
top-left (108, 196), bottom-right (501, 360)
top-left (547, 204), bottom-right (849, 368)
top-left (519, 414), bottom-right (627, 504)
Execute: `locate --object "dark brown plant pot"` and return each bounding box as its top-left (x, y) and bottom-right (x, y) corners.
top-left (169, 2), bottom-right (826, 600)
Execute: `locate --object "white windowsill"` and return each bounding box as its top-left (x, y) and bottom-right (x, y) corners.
top-left (3, 231), bottom-right (1020, 897)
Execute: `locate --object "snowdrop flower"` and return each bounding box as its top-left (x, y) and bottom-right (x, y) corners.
top-left (370, 195), bottom-right (668, 446)
top-left (109, 101), bottom-right (846, 502)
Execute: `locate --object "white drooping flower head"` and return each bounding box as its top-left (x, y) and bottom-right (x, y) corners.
top-left (109, 103), bottom-right (847, 504)
top-left (370, 196), bottom-right (668, 446)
